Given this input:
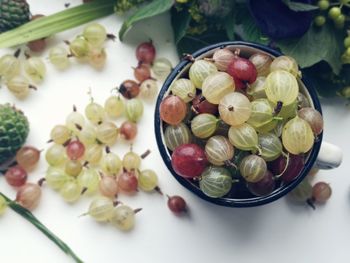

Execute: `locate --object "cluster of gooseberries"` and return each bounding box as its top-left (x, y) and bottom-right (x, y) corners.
top-left (314, 0), bottom-right (349, 28)
top-left (118, 41), bottom-right (173, 102)
top-left (0, 146), bottom-right (42, 214)
top-left (49, 23), bottom-right (112, 70)
top-left (43, 86), bottom-right (186, 230)
top-left (160, 47), bottom-right (324, 200)
top-left (0, 49), bottom-right (46, 99)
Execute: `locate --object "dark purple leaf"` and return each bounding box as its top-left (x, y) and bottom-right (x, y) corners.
top-left (249, 0), bottom-right (313, 39)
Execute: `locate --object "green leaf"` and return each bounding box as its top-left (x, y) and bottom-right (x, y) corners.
top-left (171, 7), bottom-right (191, 44)
top-left (282, 0), bottom-right (319, 12)
top-left (0, 192), bottom-right (83, 263)
top-left (237, 8), bottom-right (269, 45)
top-left (224, 11), bottom-right (235, 40)
top-left (0, 0), bottom-right (115, 48)
top-left (276, 23), bottom-right (344, 74)
top-left (303, 62), bottom-right (350, 97)
top-left (119, 0), bottom-right (174, 41)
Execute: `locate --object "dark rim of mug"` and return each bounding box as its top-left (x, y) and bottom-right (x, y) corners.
top-left (154, 41), bottom-right (322, 208)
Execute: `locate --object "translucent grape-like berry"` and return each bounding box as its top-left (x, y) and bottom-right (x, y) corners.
top-left (50, 125), bottom-right (71, 144)
top-left (7, 75), bottom-right (32, 99)
top-left (189, 60), bottom-right (217, 89)
top-left (65, 160), bottom-right (83, 177)
top-left (264, 70), bottom-right (299, 106)
top-left (69, 37), bottom-right (89, 59)
top-left (77, 169), bottom-right (99, 194)
top-left (297, 107), bottom-right (323, 135)
top-left (66, 140), bottom-right (85, 160)
top-left (136, 41), bottom-right (156, 63)
top-left (85, 102), bottom-right (105, 124)
top-left (171, 144), bottom-right (208, 178)
top-left (66, 110), bottom-right (85, 134)
top-left (227, 56), bottom-right (257, 87)
top-left (16, 146), bottom-right (41, 170)
top-left (125, 98), bottom-right (144, 123)
top-left (228, 123), bottom-right (259, 152)
top-left (247, 170), bottom-right (275, 196)
top-left (270, 56), bottom-right (299, 77)
top-left (246, 76), bottom-right (267, 99)
top-left (191, 113), bottom-right (218, 139)
top-left (77, 124), bottom-right (97, 146)
top-left (268, 154), bottom-right (304, 183)
top-left (122, 151), bottom-right (141, 171)
top-left (160, 95), bottom-right (187, 125)
top-left (88, 48), bottom-right (107, 69)
top-left (84, 144), bottom-right (103, 165)
top-left (45, 144), bottom-right (67, 166)
top-left (297, 92), bottom-right (310, 109)
top-left (104, 96), bottom-right (125, 118)
top-left (45, 167), bottom-right (70, 190)
top-left (282, 116), bottom-right (314, 155)
top-left (49, 46), bottom-right (70, 69)
top-left (139, 79), bottom-right (158, 100)
top-left (120, 121), bottom-right (137, 140)
top-left (83, 23), bottom-right (107, 47)
top-left (134, 63), bottom-right (151, 82)
top-left (99, 175), bottom-right (118, 198)
top-left (219, 92), bottom-right (251, 126)
top-left (60, 179), bottom-right (82, 203)
top-left (5, 166), bottom-right (28, 187)
top-left (199, 166), bottom-right (233, 198)
top-left (170, 78), bottom-right (196, 103)
top-left (0, 54), bottom-right (20, 80)
top-left (109, 205), bottom-right (137, 231)
top-left (249, 53), bottom-right (272, 77)
top-left (86, 196), bottom-right (114, 222)
top-left (152, 57), bottom-right (172, 80)
top-left (96, 121), bottom-right (119, 145)
top-left (205, 135), bottom-right (234, 166)
top-left (192, 94), bottom-right (218, 115)
top-left (23, 57), bottom-right (46, 83)
top-left (258, 133), bottom-right (282, 161)
top-left (312, 182), bottom-right (332, 203)
top-left (240, 155), bottom-right (267, 183)
top-left (167, 195), bottom-right (187, 214)
top-left (247, 98), bottom-right (274, 130)
top-left (119, 80), bottom-right (140, 99)
top-left (118, 170), bottom-right (138, 193)
top-left (16, 183), bottom-right (42, 211)
top-left (138, 169), bottom-right (158, 192)
top-left (212, 48), bottom-right (235, 71)
top-left (202, 72), bottom-right (234, 104)
top-left (100, 152), bottom-right (122, 175)
top-left (164, 122), bottom-right (192, 151)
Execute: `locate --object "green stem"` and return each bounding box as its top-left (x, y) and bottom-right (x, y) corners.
top-left (0, 192), bottom-right (84, 263)
top-left (0, 0), bottom-right (115, 48)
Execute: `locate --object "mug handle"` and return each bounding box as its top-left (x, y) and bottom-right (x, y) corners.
top-left (315, 141), bottom-right (343, 169)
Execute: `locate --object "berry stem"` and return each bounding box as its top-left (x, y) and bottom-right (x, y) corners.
top-left (140, 149), bottom-right (151, 159)
top-left (274, 101), bottom-right (283, 115)
top-left (155, 186), bottom-right (163, 195)
top-left (306, 198), bottom-right (316, 210)
top-left (38, 178), bottom-right (46, 187)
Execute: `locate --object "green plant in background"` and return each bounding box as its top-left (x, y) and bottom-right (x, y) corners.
top-left (0, 0), bottom-right (349, 94)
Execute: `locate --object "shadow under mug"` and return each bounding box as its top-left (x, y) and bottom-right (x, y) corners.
top-left (154, 41), bottom-right (343, 207)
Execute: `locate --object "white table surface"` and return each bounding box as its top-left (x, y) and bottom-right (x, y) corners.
top-left (0, 1), bottom-right (349, 263)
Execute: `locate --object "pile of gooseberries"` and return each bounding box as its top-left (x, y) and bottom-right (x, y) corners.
top-left (0, 145), bottom-right (42, 213)
top-left (0, 49), bottom-right (46, 99)
top-left (49, 23), bottom-right (113, 70)
top-left (160, 48), bottom-right (325, 201)
top-left (117, 41), bottom-right (173, 102)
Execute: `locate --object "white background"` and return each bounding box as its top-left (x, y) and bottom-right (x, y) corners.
top-left (0, 1), bottom-right (349, 263)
